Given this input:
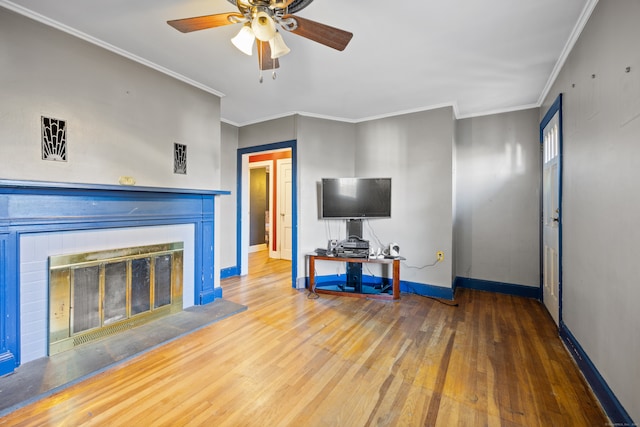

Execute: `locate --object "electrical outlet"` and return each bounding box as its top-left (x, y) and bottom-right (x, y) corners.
top-left (436, 251), bottom-right (444, 262)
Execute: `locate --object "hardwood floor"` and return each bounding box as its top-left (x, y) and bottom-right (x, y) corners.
top-left (0, 251), bottom-right (607, 426)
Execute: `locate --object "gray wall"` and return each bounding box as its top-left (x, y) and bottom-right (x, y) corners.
top-left (220, 122), bottom-right (239, 269)
top-left (232, 115), bottom-right (356, 279)
top-left (355, 108), bottom-right (455, 288)
top-left (296, 116), bottom-right (356, 281)
top-left (455, 109), bottom-right (540, 287)
top-left (238, 116), bottom-right (297, 148)
top-left (1, 7), bottom-right (226, 297)
top-left (540, 0), bottom-right (640, 420)
top-left (0, 8), bottom-right (222, 190)
top-left (228, 107), bottom-right (541, 294)
top-left (8, 0), bottom-right (635, 418)
top-left (232, 116), bottom-right (297, 276)
top-left (230, 109), bottom-right (457, 290)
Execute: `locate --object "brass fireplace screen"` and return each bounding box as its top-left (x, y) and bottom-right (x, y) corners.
top-left (48, 242), bottom-right (183, 355)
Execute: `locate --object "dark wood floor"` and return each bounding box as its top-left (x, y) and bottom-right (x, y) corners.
top-left (0, 251), bottom-right (608, 426)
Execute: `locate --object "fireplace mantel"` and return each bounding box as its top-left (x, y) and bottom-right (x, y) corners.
top-left (0, 180), bottom-right (230, 376)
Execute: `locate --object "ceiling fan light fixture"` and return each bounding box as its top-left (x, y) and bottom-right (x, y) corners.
top-left (231, 23), bottom-right (255, 56)
top-left (252, 11), bottom-right (276, 42)
top-left (168, 0), bottom-right (353, 81)
top-left (269, 31), bottom-right (291, 59)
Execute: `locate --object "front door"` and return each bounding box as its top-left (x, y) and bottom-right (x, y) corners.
top-left (542, 99), bottom-right (562, 326)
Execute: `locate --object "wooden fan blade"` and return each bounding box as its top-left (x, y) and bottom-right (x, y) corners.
top-left (167, 12), bottom-right (243, 33)
top-left (257, 41), bottom-right (280, 70)
top-left (283, 14), bottom-right (353, 51)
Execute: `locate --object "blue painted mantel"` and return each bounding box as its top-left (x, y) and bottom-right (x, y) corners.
top-left (0, 180), bottom-right (230, 376)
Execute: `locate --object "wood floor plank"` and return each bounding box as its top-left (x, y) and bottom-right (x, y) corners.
top-left (0, 251), bottom-right (609, 426)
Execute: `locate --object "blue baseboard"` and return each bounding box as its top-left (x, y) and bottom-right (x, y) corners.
top-left (400, 280), bottom-right (455, 300)
top-left (311, 276), bottom-right (539, 300)
top-left (310, 275), bottom-right (455, 300)
top-left (560, 323), bottom-right (633, 425)
top-left (213, 286), bottom-right (223, 300)
top-left (200, 287), bottom-right (223, 304)
top-left (313, 274), bottom-right (387, 286)
top-left (0, 351), bottom-right (16, 377)
top-left (455, 277), bottom-right (540, 299)
top-left (220, 266), bottom-right (239, 279)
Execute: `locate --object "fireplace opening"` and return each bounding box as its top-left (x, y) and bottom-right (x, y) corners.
top-left (49, 242), bottom-right (183, 355)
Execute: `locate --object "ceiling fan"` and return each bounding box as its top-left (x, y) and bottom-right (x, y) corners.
top-left (167, 0), bottom-right (353, 79)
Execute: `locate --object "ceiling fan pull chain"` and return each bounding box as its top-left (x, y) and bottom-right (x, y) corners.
top-left (259, 70), bottom-right (264, 83)
top-left (272, 70), bottom-right (277, 80)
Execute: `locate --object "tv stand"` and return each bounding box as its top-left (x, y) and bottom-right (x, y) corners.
top-left (345, 219), bottom-right (364, 292)
top-left (307, 254), bottom-right (401, 300)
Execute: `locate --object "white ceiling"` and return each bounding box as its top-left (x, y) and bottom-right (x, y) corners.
top-left (2, 0), bottom-right (594, 126)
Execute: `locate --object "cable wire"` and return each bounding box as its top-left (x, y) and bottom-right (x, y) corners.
top-left (307, 267), bottom-right (319, 299)
top-left (402, 259), bottom-right (439, 269)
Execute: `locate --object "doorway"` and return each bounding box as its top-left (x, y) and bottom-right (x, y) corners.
top-left (237, 141), bottom-right (297, 287)
top-left (540, 94), bottom-right (563, 326)
top-left (248, 163), bottom-right (272, 253)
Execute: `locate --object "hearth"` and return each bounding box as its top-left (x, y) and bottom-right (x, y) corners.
top-left (48, 242), bottom-right (183, 355)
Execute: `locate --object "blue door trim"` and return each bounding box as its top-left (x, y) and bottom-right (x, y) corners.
top-left (237, 141), bottom-right (297, 287)
top-left (542, 96), bottom-right (634, 426)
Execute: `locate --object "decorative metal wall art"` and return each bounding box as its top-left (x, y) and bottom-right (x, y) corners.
top-left (41, 116), bottom-right (67, 161)
top-left (174, 143), bottom-right (187, 174)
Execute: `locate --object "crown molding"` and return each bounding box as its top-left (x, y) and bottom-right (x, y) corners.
top-left (537, 0), bottom-right (599, 106)
top-left (456, 103), bottom-right (540, 120)
top-left (0, 0), bottom-right (226, 99)
top-left (223, 102), bottom-right (461, 127)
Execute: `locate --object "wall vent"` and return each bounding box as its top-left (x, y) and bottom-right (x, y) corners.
top-left (174, 142), bottom-right (187, 174)
top-left (41, 116), bottom-right (67, 161)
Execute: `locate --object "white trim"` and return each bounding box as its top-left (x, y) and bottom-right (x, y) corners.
top-left (456, 103), bottom-right (540, 120)
top-left (345, 102), bottom-right (461, 124)
top-left (223, 0), bottom-right (599, 130)
top-left (225, 102), bottom-right (460, 127)
top-left (220, 0), bottom-right (599, 128)
top-left (537, 0), bottom-right (599, 106)
top-left (225, 100), bottom-right (543, 127)
top-left (0, 0), bottom-right (226, 99)
top-left (249, 160), bottom-right (273, 169)
top-left (2, 0), bottom-right (596, 128)
top-left (240, 153), bottom-right (250, 276)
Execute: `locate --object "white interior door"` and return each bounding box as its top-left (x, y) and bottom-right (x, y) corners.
top-left (277, 158), bottom-right (292, 261)
top-left (542, 112), bottom-right (561, 326)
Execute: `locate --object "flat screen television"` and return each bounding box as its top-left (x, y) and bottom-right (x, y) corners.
top-left (321, 177), bottom-right (392, 219)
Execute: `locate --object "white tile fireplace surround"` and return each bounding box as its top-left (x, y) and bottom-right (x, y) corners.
top-left (19, 224), bottom-right (194, 364)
